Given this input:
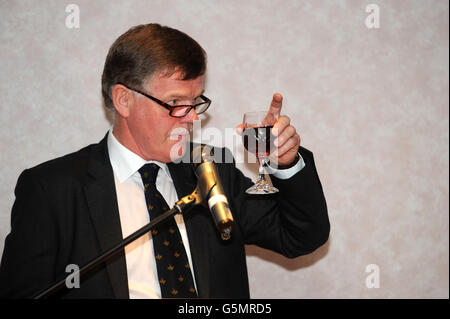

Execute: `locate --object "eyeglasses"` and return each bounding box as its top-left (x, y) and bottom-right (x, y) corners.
top-left (117, 82), bottom-right (211, 118)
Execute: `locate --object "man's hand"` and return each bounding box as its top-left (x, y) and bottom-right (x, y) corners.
top-left (236, 93), bottom-right (301, 167)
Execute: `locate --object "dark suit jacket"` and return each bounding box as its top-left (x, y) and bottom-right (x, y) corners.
top-left (0, 133), bottom-right (329, 298)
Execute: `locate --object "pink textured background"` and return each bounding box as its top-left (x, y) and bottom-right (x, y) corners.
top-left (0, 0), bottom-right (448, 298)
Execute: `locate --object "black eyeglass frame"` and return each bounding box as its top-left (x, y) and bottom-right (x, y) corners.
top-left (117, 82), bottom-right (211, 118)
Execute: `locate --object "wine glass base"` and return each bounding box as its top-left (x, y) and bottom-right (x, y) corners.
top-left (245, 182), bottom-right (279, 195)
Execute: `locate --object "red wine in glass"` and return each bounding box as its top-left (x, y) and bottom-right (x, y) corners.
top-left (242, 125), bottom-right (275, 158)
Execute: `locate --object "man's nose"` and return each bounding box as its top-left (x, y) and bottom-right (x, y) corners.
top-left (183, 108), bottom-right (199, 122)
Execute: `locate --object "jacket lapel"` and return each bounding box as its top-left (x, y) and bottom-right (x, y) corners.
top-left (84, 134), bottom-right (129, 299)
top-left (167, 161), bottom-right (211, 298)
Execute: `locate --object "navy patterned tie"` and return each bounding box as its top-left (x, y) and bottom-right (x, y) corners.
top-left (138, 163), bottom-right (197, 298)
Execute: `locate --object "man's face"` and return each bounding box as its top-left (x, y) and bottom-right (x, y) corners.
top-left (123, 71), bottom-right (204, 162)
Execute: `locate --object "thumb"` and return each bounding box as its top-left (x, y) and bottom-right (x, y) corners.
top-left (236, 124), bottom-right (244, 135)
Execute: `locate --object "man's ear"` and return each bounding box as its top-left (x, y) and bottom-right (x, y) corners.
top-left (111, 84), bottom-right (134, 118)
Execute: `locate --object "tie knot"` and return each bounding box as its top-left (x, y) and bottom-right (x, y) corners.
top-left (138, 163), bottom-right (160, 184)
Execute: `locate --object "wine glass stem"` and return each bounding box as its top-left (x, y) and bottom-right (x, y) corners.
top-left (257, 158), bottom-right (268, 183)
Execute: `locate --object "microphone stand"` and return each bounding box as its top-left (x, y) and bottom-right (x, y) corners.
top-left (32, 188), bottom-right (202, 299)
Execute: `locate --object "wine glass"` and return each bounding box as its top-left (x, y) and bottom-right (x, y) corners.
top-left (242, 111), bottom-right (279, 194)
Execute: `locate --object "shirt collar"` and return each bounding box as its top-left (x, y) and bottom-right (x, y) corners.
top-left (107, 128), bottom-right (172, 183)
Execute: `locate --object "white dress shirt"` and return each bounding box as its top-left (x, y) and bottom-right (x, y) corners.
top-left (106, 129), bottom-right (305, 299)
top-left (107, 130), bottom-right (197, 299)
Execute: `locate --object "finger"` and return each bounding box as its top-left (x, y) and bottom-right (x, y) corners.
top-left (264, 93), bottom-right (283, 124)
top-left (274, 134), bottom-right (300, 157)
top-left (274, 125), bottom-right (296, 148)
top-left (272, 116), bottom-right (290, 137)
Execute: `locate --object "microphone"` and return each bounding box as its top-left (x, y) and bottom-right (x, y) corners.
top-left (192, 145), bottom-right (234, 240)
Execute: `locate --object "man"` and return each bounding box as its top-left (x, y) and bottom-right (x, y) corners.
top-left (0, 24), bottom-right (329, 298)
